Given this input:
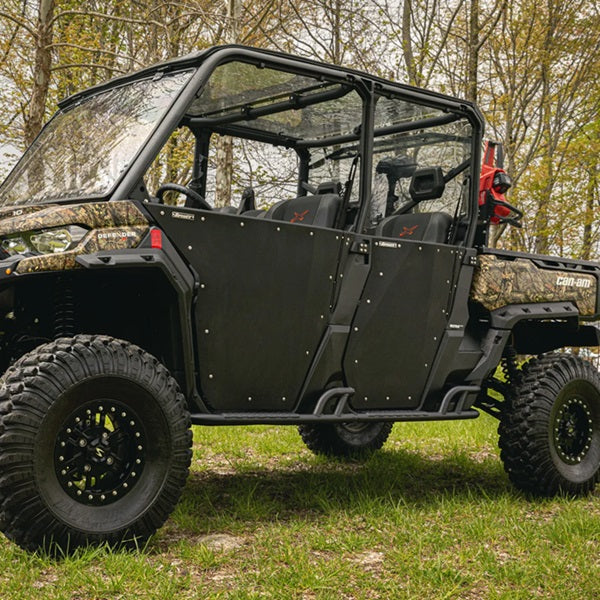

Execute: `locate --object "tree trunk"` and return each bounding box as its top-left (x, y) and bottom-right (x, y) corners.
top-left (401, 0), bottom-right (416, 85)
top-left (466, 0), bottom-right (479, 103)
top-left (24, 0), bottom-right (55, 146)
top-left (214, 0), bottom-right (241, 208)
top-left (581, 166), bottom-right (598, 260)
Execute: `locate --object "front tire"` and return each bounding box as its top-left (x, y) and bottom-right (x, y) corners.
top-left (0, 335), bottom-right (192, 552)
top-left (298, 421), bottom-right (393, 458)
top-left (498, 353), bottom-right (600, 496)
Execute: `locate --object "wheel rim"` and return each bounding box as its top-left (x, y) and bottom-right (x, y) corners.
top-left (553, 396), bottom-right (593, 465)
top-left (54, 400), bottom-right (145, 505)
top-left (338, 422), bottom-right (371, 433)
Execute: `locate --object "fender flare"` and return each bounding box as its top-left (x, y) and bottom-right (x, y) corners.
top-left (76, 236), bottom-right (207, 412)
top-left (468, 302), bottom-right (598, 384)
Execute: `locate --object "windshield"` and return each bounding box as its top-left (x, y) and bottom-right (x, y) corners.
top-left (0, 70), bottom-right (192, 206)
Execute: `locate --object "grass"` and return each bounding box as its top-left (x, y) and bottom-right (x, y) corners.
top-left (1, 414), bottom-right (599, 599)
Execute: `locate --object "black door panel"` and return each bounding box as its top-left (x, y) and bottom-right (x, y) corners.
top-left (149, 206), bottom-right (342, 411)
top-left (344, 239), bottom-right (455, 409)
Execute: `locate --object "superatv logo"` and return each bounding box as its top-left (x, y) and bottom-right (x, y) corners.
top-left (556, 276), bottom-right (592, 289)
top-left (172, 211), bottom-right (195, 221)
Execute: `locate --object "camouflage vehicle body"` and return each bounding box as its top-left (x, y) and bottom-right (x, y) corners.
top-left (471, 253), bottom-right (598, 316)
top-left (0, 45), bottom-right (599, 553)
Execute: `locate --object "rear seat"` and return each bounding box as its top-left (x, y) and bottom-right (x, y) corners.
top-left (264, 193), bottom-right (341, 228)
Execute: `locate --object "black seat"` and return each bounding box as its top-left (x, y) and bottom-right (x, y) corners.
top-left (242, 209), bottom-right (267, 218)
top-left (264, 194), bottom-right (341, 228)
top-left (214, 206), bottom-right (238, 214)
top-left (375, 212), bottom-right (452, 244)
top-left (238, 187), bottom-right (256, 213)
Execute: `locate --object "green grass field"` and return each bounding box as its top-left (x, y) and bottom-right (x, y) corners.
top-left (1, 415), bottom-right (599, 599)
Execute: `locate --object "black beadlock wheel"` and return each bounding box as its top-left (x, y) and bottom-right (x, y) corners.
top-left (498, 353), bottom-right (600, 496)
top-left (298, 421), bottom-right (393, 458)
top-left (0, 335), bottom-right (192, 552)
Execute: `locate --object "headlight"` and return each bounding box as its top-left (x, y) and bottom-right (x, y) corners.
top-left (1, 225), bottom-right (88, 256)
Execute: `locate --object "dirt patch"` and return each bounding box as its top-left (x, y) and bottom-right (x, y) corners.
top-left (197, 534), bottom-right (245, 552)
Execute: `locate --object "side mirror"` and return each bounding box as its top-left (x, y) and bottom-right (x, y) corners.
top-left (409, 167), bottom-right (445, 202)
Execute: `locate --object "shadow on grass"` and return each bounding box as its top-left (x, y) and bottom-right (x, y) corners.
top-left (172, 448), bottom-right (513, 534)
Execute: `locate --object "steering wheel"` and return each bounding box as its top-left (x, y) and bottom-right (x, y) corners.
top-left (156, 183), bottom-right (212, 210)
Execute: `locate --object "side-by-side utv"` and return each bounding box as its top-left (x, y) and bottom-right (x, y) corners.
top-left (0, 45), bottom-right (599, 552)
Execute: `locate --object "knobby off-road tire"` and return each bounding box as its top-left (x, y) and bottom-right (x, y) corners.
top-left (298, 422), bottom-right (393, 458)
top-left (0, 335), bottom-right (192, 552)
top-left (499, 353), bottom-right (600, 496)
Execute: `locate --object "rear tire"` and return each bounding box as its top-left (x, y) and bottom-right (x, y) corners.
top-left (298, 421), bottom-right (393, 458)
top-left (0, 335), bottom-right (192, 552)
top-left (498, 353), bottom-right (600, 496)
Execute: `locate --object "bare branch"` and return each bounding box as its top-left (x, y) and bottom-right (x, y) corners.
top-left (0, 9), bottom-right (36, 38)
top-left (50, 62), bottom-right (127, 74)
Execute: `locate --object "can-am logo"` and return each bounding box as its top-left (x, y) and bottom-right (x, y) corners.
top-left (556, 276), bottom-right (592, 289)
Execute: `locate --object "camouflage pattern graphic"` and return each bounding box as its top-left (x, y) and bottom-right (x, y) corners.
top-left (0, 201), bottom-right (147, 237)
top-left (471, 254), bottom-right (598, 316)
top-left (0, 205), bottom-right (56, 221)
top-left (16, 225), bottom-right (148, 274)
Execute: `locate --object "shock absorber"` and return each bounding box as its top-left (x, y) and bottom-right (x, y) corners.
top-left (502, 345), bottom-right (521, 390)
top-left (53, 277), bottom-right (76, 339)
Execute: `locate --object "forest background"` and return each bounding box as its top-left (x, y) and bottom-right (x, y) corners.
top-left (0, 0), bottom-right (598, 257)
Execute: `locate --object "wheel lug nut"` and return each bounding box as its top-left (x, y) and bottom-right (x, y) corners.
top-left (106, 457), bottom-right (114, 465)
top-left (84, 464), bottom-right (91, 472)
top-left (112, 490), bottom-right (117, 496)
top-left (79, 439), bottom-right (87, 447)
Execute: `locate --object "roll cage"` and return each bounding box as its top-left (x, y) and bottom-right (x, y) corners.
top-left (85, 45), bottom-right (484, 246)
